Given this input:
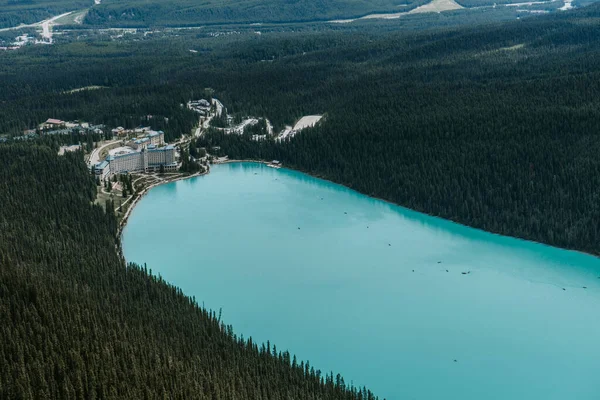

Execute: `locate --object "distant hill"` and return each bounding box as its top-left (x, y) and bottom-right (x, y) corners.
top-left (83, 0), bottom-right (428, 27)
top-left (3, 0), bottom-right (600, 29)
top-left (0, 0), bottom-right (91, 28)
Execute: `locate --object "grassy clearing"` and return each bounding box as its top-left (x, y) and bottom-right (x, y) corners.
top-left (55, 9), bottom-right (89, 25)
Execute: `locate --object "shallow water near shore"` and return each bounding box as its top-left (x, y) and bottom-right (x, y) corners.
top-left (122, 162), bottom-right (600, 400)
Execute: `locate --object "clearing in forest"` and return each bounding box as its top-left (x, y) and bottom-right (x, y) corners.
top-left (293, 115), bottom-right (323, 131)
top-left (409, 0), bottom-right (464, 13)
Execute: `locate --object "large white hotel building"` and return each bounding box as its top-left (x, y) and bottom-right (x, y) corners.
top-left (93, 130), bottom-right (178, 178)
top-left (100, 145), bottom-right (177, 176)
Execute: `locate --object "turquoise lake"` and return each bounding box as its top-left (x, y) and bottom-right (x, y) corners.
top-left (122, 162), bottom-right (600, 400)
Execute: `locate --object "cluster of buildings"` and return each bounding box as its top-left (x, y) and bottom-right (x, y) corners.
top-left (11, 116), bottom-right (179, 179)
top-left (111, 126), bottom-right (152, 137)
top-left (0, 32), bottom-right (54, 51)
top-left (93, 130), bottom-right (178, 179)
top-left (38, 119), bottom-right (105, 135)
top-left (5, 118), bottom-right (104, 141)
top-left (1, 34), bottom-right (34, 51)
top-left (130, 130), bottom-right (164, 149)
top-left (110, 126), bottom-right (167, 143)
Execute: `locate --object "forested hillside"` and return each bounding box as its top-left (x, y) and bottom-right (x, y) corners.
top-left (2, 1), bottom-right (600, 396)
top-left (196, 7), bottom-right (600, 255)
top-left (84, 0), bottom-right (427, 27)
top-left (2, 5), bottom-right (600, 253)
top-left (0, 143), bottom-right (377, 399)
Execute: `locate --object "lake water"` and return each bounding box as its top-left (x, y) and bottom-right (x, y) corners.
top-left (122, 162), bottom-right (600, 400)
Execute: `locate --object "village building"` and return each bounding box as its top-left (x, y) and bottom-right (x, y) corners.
top-left (111, 126), bottom-right (126, 136)
top-left (41, 119), bottom-right (65, 130)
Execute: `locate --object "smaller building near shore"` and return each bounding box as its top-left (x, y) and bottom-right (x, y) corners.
top-left (38, 120), bottom-right (105, 136)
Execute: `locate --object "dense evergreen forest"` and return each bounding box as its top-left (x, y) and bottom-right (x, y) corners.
top-left (0, 143), bottom-right (378, 399)
top-left (3, 1), bottom-right (600, 397)
top-left (84, 0), bottom-right (427, 27)
top-left (0, 0), bottom-right (594, 30)
top-left (194, 7), bottom-right (600, 255)
top-left (3, 6), bottom-right (600, 257)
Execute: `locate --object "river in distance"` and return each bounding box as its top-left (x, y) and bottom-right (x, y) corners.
top-left (122, 162), bottom-right (600, 400)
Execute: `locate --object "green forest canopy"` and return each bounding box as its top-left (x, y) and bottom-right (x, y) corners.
top-left (0, 143), bottom-right (379, 399)
top-left (0, 0), bottom-right (433, 28)
top-left (3, 2), bottom-right (600, 397)
top-left (3, 0), bottom-right (597, 29)
top-left (3, 6), bottom-right (600, 256)
top-left (85, 0), bottom-right (427, 26)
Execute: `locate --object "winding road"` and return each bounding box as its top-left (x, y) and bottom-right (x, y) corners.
top-left (0, 11), bottom-right (73, 43)
top-left (195, 98), bottom-right (225, 137)
top-left (88, 139), bottom-right (121, 167)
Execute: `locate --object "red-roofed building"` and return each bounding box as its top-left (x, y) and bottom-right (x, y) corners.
top-left (41, 118), bottom-right (65, 129)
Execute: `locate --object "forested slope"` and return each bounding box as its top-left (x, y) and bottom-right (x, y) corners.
top-left (2, 6), bottom-right (600, 254)
top-left (84, 0), bottom-right (426, 27)
top-left (0, 144), bottom-right (377, 399)
top-left (197, 8), bottom-right (600, 254)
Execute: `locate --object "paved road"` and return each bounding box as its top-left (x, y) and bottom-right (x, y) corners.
top-left (41, 12), bottom-right (72, 41)
top-left (195, 98), bottom-right (225, 137)
top-left (0, 11), bottom-right (72, 41)
top-left (213, 98), bottom-right (223, 116)
top-left (88, 139), bottom-right (120, 167)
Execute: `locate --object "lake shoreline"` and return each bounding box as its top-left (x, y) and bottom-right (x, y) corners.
top-left (116, 168), bottom-right (209, 245)
top-left (221, 159), bottom-right (600, 259)
top-left (121, 159), bottom-right (600, 400)
top-left (119, 159), bottom-right (599, 260)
